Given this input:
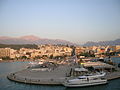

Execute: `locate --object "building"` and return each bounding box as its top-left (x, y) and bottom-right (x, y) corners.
top-left (116, 45), bottom-right (120, 51)
top-left (0, 48), bottom-right (10, 58)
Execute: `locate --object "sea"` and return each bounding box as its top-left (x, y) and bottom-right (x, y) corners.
top-left (0, 57), bottom-right (120, 90)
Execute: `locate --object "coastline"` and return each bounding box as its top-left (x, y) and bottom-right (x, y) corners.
top-left (1, 56), bottom-right (120, 63)
top-left (7, 65), bottom-right (120, 85)
top-left (0, 59), bottom-right (36, 63)
top-left (7, 65), bottom-right (72, 85)
top-left (6, 56), bottom-right (120, 86)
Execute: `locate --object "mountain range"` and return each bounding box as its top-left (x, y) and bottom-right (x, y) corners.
top-left (83, 39), bottom-right (120, 46)
top-left (0, 35), bottom-right (120, 46)
top-left (0, 35), bottom-right (75, 45)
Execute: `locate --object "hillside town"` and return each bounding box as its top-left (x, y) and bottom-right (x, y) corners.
top-left (0, 44), bottom-right (120, 61)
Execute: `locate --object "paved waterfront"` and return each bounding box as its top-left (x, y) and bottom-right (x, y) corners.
top-left (105, 70), bottom-right (120, 80)
top-left (7, 64), bottom-right (120, 85)
top-left (7, 65), bottom-right (73, 85)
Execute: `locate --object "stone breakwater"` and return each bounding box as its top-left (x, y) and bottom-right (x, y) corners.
top-left (7, 65), bottom-right (72, 85)
top-left (7, 65), bottom-right (120, 85)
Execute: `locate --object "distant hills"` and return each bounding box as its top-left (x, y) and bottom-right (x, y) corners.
top-left (0, 44), bottom-right (38, 50)
top-left (0, 35), bottom-right (75, 45)
top-left (0, 35), bottom-right (120, 46)
top-left (83, 39), bottom-right (120, 46)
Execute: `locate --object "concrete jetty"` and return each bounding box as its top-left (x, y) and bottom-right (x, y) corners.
top-left (7, 65), bottom-right (73, 85)
top-left (105, 70), bottom-right (120, 80)
top-left (7, 65), bottom-right (120, 85)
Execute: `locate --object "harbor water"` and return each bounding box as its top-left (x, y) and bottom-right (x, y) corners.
top-left (0, 57), bottom-right (120, 90)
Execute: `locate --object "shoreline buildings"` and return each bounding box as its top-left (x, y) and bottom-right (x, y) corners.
top-left (0, 45), bottom-right (120, 60)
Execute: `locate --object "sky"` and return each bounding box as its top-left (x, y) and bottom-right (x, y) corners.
top-left (0, 0), bottom-right (120, 44)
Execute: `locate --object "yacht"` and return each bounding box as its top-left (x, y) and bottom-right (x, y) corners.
top-left (63, 72), bottom-right (107, 87)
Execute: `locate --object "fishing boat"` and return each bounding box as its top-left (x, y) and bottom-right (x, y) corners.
top-left (63, 72), bottom-right (107, 87)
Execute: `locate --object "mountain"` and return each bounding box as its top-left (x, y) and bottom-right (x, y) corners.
top-left (20, 35), bottom-right (40, 41)
top-left (83, 39), bottom-right (120, 46)
top-left (0, 35), bottom-right (75, 45)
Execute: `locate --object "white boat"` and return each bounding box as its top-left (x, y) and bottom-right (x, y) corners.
top-left (27, 61), bottom-right (44, 68)
top-left (63, 72), bottom-right (107, 87)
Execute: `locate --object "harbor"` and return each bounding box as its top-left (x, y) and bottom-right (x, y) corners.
top-left (0, 57), bottom-right (120, 90)
top-left (7, 57), bottom-right (120, 86)
top-left (7, 67), bottom-right (120, 85)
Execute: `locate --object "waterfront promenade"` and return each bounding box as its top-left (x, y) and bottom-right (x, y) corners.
top-left (7, 65), bottom-right (120, 85)
top-left (7, 65), bottom-right (73, 85)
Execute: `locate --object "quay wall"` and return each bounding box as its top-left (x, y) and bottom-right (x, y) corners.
top-left (7, 69), bottom-right (120, 85)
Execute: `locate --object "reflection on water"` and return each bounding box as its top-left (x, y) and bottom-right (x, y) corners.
top-left (65, 85), bottom-right (107, 90)
top-left (0, 57), bottom-right (120, 90)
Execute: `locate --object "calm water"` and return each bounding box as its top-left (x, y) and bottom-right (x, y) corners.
top-left (0, 57), bottom-right (120, 90)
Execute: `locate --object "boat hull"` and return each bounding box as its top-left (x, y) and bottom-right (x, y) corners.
top-left (63, 80), bottom-right (107, 87)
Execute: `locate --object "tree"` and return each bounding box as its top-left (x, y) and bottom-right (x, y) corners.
top-left (54, 56), bottom-right (63, 59)
top-left (79, 52), bottom-right (95, 57)
top-left (42, 55), bottom-right (48, 59)
top-left (49, 54), bottom-right (53, 59)
top-left (34, 56), bottom-right (41, 59)
top-left (21, 56), bottom-right (27, 59)
top-left (2, 56), bottom-right (11, 60)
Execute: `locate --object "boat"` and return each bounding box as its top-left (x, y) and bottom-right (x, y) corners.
top-left (27, 60), bottom-right (44, 68)
top-left (98, 57), bottom-right (104, 62)
top-left (63, 72), bottom-right (107, 87)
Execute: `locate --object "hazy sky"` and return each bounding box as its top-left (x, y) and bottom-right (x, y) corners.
top-left (0, 0), bottom-right (120, 44)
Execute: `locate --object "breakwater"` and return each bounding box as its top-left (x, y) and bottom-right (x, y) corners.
top-left (7, 65), bottom-right (120, 85)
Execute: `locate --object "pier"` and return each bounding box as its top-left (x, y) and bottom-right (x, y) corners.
top-left (7, 65), bottom-right (72, 85)
top-left (7, 65), bottom-right (120, 85)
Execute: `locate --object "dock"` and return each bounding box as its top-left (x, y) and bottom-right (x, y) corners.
top-left (105, 70), bottom-right (120, 80)
top-left (7, 65), bottom-right (120, 85)
top-left (7, 65), bottom-right (72, 85)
